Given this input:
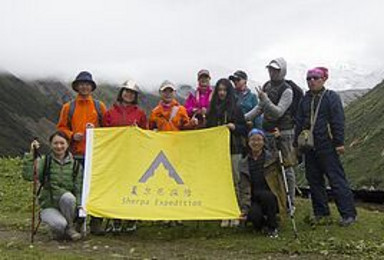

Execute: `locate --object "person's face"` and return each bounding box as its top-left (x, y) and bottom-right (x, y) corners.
top-left (248, 134), bottom-right (264, 153)
top-left (268, 67), bottom-right (281, 81)
top-left (121, 89), bottom-right (137, 104)
top-left (51, 135), bottom-right (69, 158)
top-left (161, 88), bottom-right (175, 103)
top-left (217, 84), bottom-right (227, 101)
top-left (198, 75), bottom-right (210, 88)
top-left (76, 82), bottom-right (93, 96)
top-left (234, 78), bottom-right (246, 90)
top-left (307, 75), bottom-right (325, 92)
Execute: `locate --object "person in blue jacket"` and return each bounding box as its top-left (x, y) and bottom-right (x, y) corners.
top-left (229, 70), bottom-right (262, 129)
top-left (295, 67), bottom-right (357, 226)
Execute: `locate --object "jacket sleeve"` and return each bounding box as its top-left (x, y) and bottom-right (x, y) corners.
top-left (184, 93), bottom-right (196, 117)
top-left (102, 110), bottom-right (112, 127)
top-left (148, 111), bottom-right (157, 130)
top-left (328, 91), bottom-right (345, 147)
top-left (245, 105), bottom-right (261, 121)
top-left (22, 153), bottom-right (44, 182)
top-left (99, 101), bottom-right (107, 127)
top-left (139, 111), bottom-right (148, 129)
top-left (179, 107), bottom-right (194, 130)
top-left (74, 163), bottom-right (84, 207)
top-left (260, 88), bottom-right (293, 118)
top-left (56, 103), bottom-right (73, 139)
top-left (239, 171), bottom-right (252, 214)
top-left (293, 98), bottom-right (305, 147)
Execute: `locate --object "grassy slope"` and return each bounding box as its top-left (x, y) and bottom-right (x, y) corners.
top-left (1, 158), bottom-right (384, 259)
top-left (343, 81), bottom-right (384, 189)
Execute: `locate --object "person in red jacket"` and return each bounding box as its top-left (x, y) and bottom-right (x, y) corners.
top-left (103, 80), bottom-right (147, 129)
top-left (103, 80), bottom-right (147, 233)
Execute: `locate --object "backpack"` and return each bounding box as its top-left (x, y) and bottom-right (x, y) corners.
top-left (285, 80), bottom-right (304, 122)
top-left (67, 99), bottom-right (103, 130)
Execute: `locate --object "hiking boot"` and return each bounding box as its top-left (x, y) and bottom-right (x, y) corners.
top-left (66, 226), bottom-right (82, 241)
top-left (220, 220), bottom-right (230, 228)
top-left (339, 216), bottom-right (357, 227)
top-left (230, 219), bottom-right (240, 227)
top-left (124, 220), bottom-right (137, 232)
top-left (75, 217), bottom-right (86, 237)
top-left (163, 221), bottom-right (177, 227)
top-left (310, 215), bottom-right (333, 226)
top-left (90, 217), bottom-right (105, 235)
top-left (266, 228), bottom-right (279, 239)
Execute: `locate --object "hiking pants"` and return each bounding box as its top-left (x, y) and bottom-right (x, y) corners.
top-left (247, 190), bottom-right (278, 230)
top-left (265, 130), bottom-right (297, 204)
top-left (231, 153), bottom-right (242, 206)
top-left (305, 149), bottom-right (357, 218)
top-left (40, 192), bottom-right (77, 237)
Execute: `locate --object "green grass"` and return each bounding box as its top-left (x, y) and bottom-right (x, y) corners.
top-left (343, 81), bottom-right (384, 189)
top-left (1, 157), bottom-right (384, 259)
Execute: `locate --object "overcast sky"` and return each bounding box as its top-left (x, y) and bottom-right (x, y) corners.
top-left (1, 0), bottom-right (383, 90)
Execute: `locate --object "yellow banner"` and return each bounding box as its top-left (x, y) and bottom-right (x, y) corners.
top-left (82, 126), bottom-right (240, 220)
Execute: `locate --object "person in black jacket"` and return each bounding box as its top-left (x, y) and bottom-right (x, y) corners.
top-left (295, 67), bottom-right (357, 226)
top-left (206, 78), bottom-right (247, 227)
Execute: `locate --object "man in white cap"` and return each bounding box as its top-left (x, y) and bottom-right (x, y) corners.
top-left (245, 58), bottom-right (299, 208)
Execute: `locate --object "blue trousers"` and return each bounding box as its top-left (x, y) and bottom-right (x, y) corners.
top-left (305, 149), bottom-right (356, 219)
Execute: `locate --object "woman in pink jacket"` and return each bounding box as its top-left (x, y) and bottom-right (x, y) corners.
top-left (184, 69), bottom-right (213, 127)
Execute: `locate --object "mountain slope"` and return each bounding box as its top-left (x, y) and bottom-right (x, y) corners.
top-left (343, 80), bottom-right (384, 189)
top-left (0, 73), bottom-right (160, 156)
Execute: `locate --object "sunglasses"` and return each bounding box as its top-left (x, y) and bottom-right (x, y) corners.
top-left (306, 76), bottom-right (321, 81)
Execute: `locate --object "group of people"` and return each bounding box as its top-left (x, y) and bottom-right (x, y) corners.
top-left (22, 57), bottom-right (357, 241)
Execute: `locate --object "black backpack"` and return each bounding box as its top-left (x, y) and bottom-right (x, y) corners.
top-left (285, 80), bottom-right (304, 122)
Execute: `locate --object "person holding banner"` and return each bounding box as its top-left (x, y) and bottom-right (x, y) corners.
top-left (239, 129), bottom-right (286, 238)
top-left (149, 80), bottom-right (197, 226)
top-left (184, 69), bottom-right (213, 127)
top-left (149, 80), bottom-right (198, 131)
top-left (205, 78), bottom-right (247, 227)
top-left (103, 80), bottom-right (147, 129)
top-left (22, 131), bottom-right (83, 241)
top-left (103, 79), bottom-right (147, 233)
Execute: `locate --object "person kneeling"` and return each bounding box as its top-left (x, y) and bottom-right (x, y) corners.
top-left (22, 131), bottom-right (83, 241)
top-left (239, 129), bottom-right (287, 238)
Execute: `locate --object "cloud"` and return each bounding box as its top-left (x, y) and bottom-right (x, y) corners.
top-left (0, 0), bottom-right (383, 89)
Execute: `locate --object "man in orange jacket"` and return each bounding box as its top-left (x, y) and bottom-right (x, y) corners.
top-left (57, 71), bottom-right (107, 235)
top-left (149, 80), bottom-right (197, 131)
top-left (57, 71), bottom-right (107, 158)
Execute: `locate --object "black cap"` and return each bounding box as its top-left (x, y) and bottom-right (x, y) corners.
top-left (72, 71), bottom-right (97, 92)
top-left (229, 70), bottom-right (248, 81)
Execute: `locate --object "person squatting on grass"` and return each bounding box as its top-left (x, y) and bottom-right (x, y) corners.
top-left (239, 129), bottom-right (287, 238)
top-left (22, 131), bottom-right (83, 241)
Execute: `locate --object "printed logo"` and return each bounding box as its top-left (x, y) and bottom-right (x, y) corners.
top-left (138, 151), bottom-right (184, 184)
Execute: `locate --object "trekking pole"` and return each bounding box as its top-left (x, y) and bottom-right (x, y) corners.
top-left (276, 136), bottom-right (298, 239)
top-left (31, 138), bottom-right (41, 243)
